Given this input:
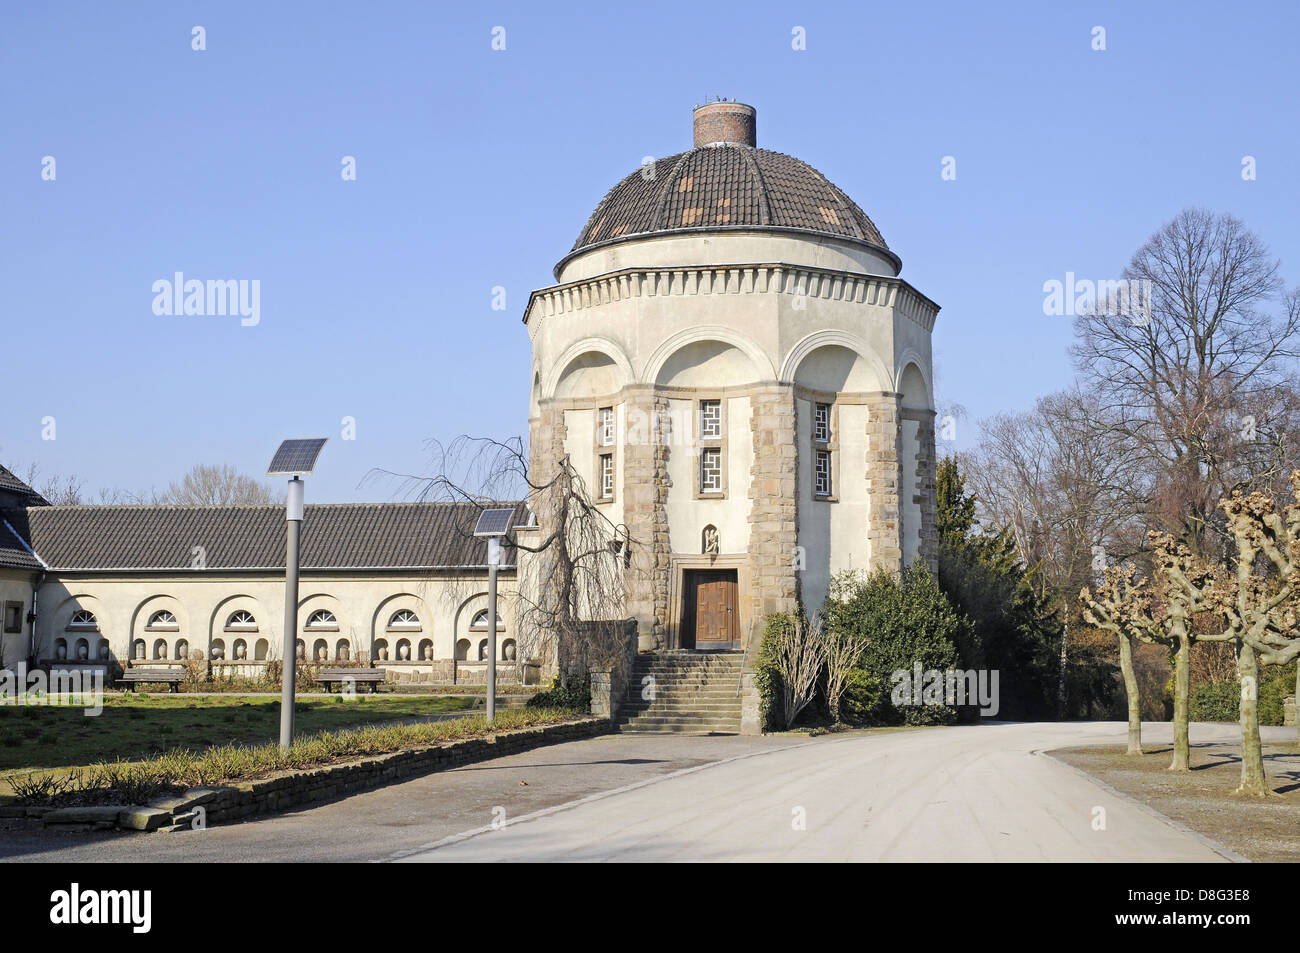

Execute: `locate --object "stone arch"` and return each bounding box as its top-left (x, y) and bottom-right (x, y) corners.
top-left (544, 337), bottom-right (634, 399)
top-left (781, 330), bottom-right (890, 392)
top-left (643, 326), bottom-right (774, 386)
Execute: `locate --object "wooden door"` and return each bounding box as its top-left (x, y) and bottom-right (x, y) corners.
top-left (687, 570), bottom-right (738, 647)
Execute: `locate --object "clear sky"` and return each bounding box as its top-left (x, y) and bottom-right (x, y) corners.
top-left (3, 0), bottom-right (1297, 502)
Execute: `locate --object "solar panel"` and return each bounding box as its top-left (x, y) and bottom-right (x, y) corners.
top-left (267, 438), bottom-right (328, 476)
top-left (473, 507), bottom-right (515, 537)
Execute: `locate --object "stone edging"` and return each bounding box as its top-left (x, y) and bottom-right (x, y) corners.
top-left (5, 717), bottom-right (611, 833)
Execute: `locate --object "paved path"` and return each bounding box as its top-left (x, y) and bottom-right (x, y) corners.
top-left (394, 721), bottom-right (1252, 862)
top-left (3, 721), bottom-right (1271, 863)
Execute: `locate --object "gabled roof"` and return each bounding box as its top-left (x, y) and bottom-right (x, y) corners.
top-left (0, 502), bottom-right (527, 573)
top-left (0, 463), bottom-right (49, 507)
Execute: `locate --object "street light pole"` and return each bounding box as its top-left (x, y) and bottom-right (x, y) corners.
top-left (280, 476), bottom-right (303, 751)
top-left (487, 536), bottom-right (499, 724)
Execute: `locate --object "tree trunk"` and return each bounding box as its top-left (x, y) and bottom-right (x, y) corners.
top-left (1057, 621), bottom-right (1069, 720)
top-left (1119, 633), bottom-right (1142, 755)
top-left (1236, 640), bottom-right (1269, 796)
top-left (1168, 633), bottom-right (1190, 771)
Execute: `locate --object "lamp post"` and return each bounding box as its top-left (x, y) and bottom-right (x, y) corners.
top-left (473, 508), bottom-right (515, 725)
top-left (267, 438), bottom-right (328, 751)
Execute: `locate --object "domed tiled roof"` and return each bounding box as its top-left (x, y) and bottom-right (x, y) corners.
top-left (568, 145), bottom-right (889, 261)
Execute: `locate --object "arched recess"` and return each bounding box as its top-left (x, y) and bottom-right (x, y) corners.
top-left (370, 592), bottom-right (435, 662)
top-left (781, 330), bottom-right (891, 392)
top-left (453, 591), bottom-right (509, 664)
top-left (544, 338), bottom-right (634, 400)
top-left (643, 326), bottom-right (774, 386)
top-left (51, 594), bottom-right (111, 660)
top-left (207, 594), bottom-right (267, 663)
top-left (896, 356), bottom-right (933, 410)
top-left (131, 594), bottom-right (186, 664)
top-left (297, 593), bottom-right (350, 660)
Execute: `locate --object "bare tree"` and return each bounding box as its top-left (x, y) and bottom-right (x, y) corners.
top-left (157, 464), bottom-right (279, 506)
top-left (1072, 208), bottom-right (1300, 553)
top-left (772, 612), bottom-right (825, 729)
top-left (966, 389), bottom-right (1146, 716)
top-left (820, 582), bottom-right (871, 724)
top-left (1082, 536), bottom-right (1223, 770)
top-left (1080, 567), bottom-right (1150, 755)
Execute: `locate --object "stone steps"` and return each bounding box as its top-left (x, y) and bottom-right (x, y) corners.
top-left (616, 652), bottom-right (744, 735)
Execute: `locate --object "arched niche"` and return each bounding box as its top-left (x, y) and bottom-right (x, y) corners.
top-left (654, 340), bottom-right (759, 389)
top-left (554, 351), bottom-right (623, 399)
top-left (793, 344), bottom-right (883, 393)
top-left (899, 362), bottom-right (931, 410)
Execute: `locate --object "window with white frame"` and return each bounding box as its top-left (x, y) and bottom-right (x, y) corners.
top-left (146, 609), bottom-right (178, 629)
top-left (597, 406), bottom-right (615, 446)
top-left (699, 400), bottom-right (722, 439)
top-left (814, 449), bottom-right (832, 497)
top-left (599, 453), bottom-right (615, 500)
top-left (68, 610), bottom-right (98, 629)
top-left (701, 447), bottom-right (723, 494)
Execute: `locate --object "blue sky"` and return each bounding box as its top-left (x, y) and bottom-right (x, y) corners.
top-left (3, 0), bottom-right (1297, 502)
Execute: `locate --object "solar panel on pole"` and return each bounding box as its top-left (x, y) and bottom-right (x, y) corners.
top-left (473, 508), bottom-right (515, 537)
top-left (267, 438), bottom-right (329, 476)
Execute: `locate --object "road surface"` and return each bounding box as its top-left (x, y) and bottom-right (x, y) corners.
top-left (3, 721), bottom-right (1266, 863)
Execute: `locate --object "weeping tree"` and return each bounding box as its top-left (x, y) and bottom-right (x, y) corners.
top-left (385, 436), bottom-right (641, 691)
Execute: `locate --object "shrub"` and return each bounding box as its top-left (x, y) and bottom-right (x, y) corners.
top-left (526, 674), bottom-right (591, 711)
top-left (826, 563), bottom-right (966, 726)
top-left (839, 669), bottom-right (887, 726)
top-left (1190, 678), bottom-right (1238, 722)
top-left (1191, 662), bottom-right (1296, 725)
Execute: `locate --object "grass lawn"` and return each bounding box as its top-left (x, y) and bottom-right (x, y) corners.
top-left (1052, 740), bottom-right (1300, 862)
top-left (0, 694), bottom-right (476, 776)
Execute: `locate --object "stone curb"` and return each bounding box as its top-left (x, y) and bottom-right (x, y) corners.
top-left (18, 718), bottom-right (609, 834)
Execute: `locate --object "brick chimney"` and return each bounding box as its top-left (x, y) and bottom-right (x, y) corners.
top-left (693, 101), bottom-right (756, 148)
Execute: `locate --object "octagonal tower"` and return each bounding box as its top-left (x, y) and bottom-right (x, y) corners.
top-left (523, 102), bottom-right (940, 654)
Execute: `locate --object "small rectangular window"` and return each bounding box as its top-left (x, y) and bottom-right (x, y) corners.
top-left (599, 453), bottom-right (615, 499)
top-left (700, 400), bottom-right (722, 440)
top-left (814, 450), bottom-right (832, 497)
top-left (701, 447), bottom-right (723, 493)
top-left (814, 403), bottom-right (831, 444)
top-left (598, 407), bottom-right (615, 446)
top-left (3, 602), bottom-right (22, 634)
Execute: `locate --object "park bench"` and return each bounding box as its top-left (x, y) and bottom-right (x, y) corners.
top-left (118, 667), bottom-right (187, 692)
top-left (315, 669), bottom-right (387, 694)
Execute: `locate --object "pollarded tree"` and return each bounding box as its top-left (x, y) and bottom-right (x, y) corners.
top-left (1216, 475), bottom-right (1300, 784)
top-left (1080, 566), bottom-right (1152, 756)
top-left (1083, 534), bottom-right (1229, 770)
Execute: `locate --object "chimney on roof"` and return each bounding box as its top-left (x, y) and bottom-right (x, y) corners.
top-left (693, 100), bottom-right (756, 148)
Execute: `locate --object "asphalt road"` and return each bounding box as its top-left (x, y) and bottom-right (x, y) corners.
top-left (2, 721), bottom-right (1275, 863)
